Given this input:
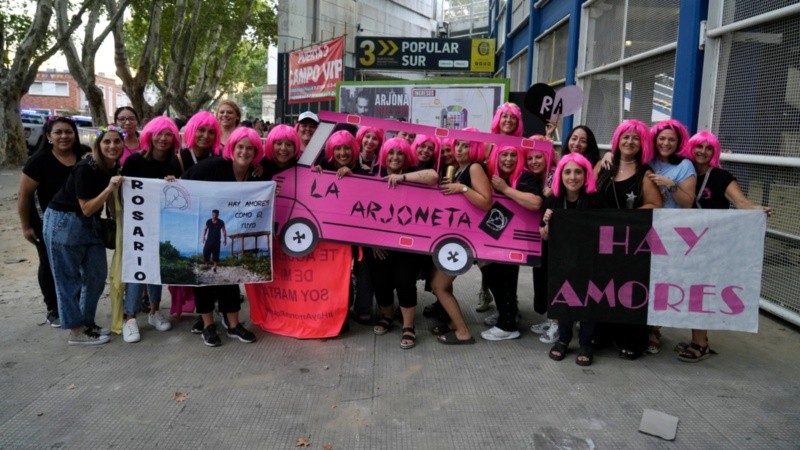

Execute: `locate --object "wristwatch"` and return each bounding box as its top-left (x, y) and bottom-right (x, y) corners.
top-left (462, 186), bottom-right (469, 193)
top-left (668, 184), bottom-right (678, 193)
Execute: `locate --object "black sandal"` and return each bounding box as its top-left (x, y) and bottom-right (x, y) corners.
top-left (400, 327), bottom-right (416, 349)
top-left (618, 348), bottom-right (640, 360)
top-left (430, 323), bottom-right (452, 336)
top-left (576, 345), bottom-right (594, 366)
top-left (373, 316), bottom-right (393, 335)
top-left (549, 342), bottom-right (569, 361)
top-left (678, 342), bottom-right (712, 362)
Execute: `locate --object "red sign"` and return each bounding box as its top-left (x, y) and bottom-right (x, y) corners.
top-left (245, 240), bottom-right (351, 339)
top-left (288, 36), bottom-right (345, 104)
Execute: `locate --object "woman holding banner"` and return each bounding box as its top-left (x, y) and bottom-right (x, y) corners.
top-left (431, 131), bottom-right (492, 345)
top-left (479, 145), bottom-right (544, 342)
top-left (43, 125), bottom-right (125, 345)
top-left (370, 137), bottom-right (438, 348)
top-left (183, 127), bottom-right (265, 347)
top-left (676, 131), bottom-right (771, 362)
top-left (594, 120), bottom-right (662, 360)
top-left (541, 153), bottom-right (604, 365)
top-left (120, 117), bottom-right (182, 342)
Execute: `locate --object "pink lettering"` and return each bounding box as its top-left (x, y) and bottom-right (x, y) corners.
top-left (720, 285), bottom-right (745, 315)
top-left (585, 280), bottom-right (616, 307)
top-left (653, 283), bottom-right (685, 311)
top-left (674, 227), bottom-right (709, 256)
top-left (550, 281), bottom-right (583, 307)
top-left (634, 228), bottom-right (668, 255)
top-left (617, 281), bottom-right (649, 309)
top-left (599, 225), bottom-right (630, 254)
top-left (688, 284), bottom-right (716, 314)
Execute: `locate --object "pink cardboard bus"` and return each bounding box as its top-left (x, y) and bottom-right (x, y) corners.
top-left (274, 112), bottom-right (550, 276)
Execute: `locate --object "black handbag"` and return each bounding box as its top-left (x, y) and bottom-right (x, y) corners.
top-left (100, 204), bottom-right (116, 250)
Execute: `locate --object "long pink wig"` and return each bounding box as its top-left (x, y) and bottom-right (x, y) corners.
top-left (183, 112), bottom-right (221, 153)
top-left (324, 130), bottom-right (359, 163)
top-left (683, 131), bottom-right (723, 168)
top-left (552, 152), bottom-right (597, 197)
top-left (140, 116), bottom-right (181, 153)
top-left (264, 124), bottom-right (302, 161)
top-left (486, 145), bottom-right (526, 188)
top-left (526, 134), bottom-right (555, 184)
top-left (355, 126), bottom-right (385, 152)
top-left (456, 127), bottom-right (486, 163)
top-left (378, 137), bottom-right (416, 170)
top-left (491, 102), bottom-right (523, 136)
top-left (650, 119), bottom-right (689, 162)
top-left (610, 119), bottom-right (653, 164)
top-left (411, 134), bottom-right (441, 162)
top-left (222, 127), bottom-right (264, 165)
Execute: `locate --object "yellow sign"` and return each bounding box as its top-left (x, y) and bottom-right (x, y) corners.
top-left (470, 39), bottom-right (496, 73)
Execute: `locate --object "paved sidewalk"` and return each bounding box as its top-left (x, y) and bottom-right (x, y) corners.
top-left (0, 262), bottom-right (798, 449)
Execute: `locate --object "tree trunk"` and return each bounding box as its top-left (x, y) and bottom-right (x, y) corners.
top-left (0, 95), bottom-right (28, 165)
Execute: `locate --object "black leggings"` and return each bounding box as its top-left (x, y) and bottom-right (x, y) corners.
top-left (193, 285), bottom-right (241, 314)
top-left (481, 263), bottom-right (519, 332)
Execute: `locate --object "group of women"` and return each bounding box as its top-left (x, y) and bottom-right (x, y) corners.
top-left (18, 101), bottom-right (770, 363)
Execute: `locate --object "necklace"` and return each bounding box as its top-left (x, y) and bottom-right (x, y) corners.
top-left (620, 158), bottom-right (636, 165)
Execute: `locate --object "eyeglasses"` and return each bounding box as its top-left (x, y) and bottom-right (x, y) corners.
top-left (117, 117), bottom-right (138, 122)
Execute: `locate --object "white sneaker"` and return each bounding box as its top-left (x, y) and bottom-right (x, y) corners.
top-left (483, 311), bottom-right (500, 326)
top-left (148, 311), bottom-right (172, 331)
top-left (530, 320), bottom-right (550, 335)
top-left (123, 318), bottom-right (141, 343)
top-left (475, 289), bottom-right (494, 312)
top-left (481, 326), bottom-right (521, 341)
top-left (539, 320), bottom-right (559, 344)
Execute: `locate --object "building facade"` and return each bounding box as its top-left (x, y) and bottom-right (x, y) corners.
top-left (21, 70), bottom-right (127, 122)
top-left (489, 0), bottom-right (800, 324)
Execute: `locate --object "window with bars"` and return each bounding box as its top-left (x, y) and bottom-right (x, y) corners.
top-left (535, 21), bottom-right (569, 85)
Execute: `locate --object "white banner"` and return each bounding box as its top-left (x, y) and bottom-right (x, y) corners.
top-left (121, 178), bottom-right (275, 286)
top-left (647, 209), bottom-right (766, 332)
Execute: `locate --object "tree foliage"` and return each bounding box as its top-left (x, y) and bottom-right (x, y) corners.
top-left (120, 0), bottom-right (276, 119)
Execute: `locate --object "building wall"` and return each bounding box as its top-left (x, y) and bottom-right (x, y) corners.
top-left (21, 71), bottom-right (127, 123)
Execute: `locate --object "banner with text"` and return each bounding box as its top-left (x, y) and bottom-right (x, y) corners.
top-left (245, 241), bottom-right (351, 339)
top-left (547, 209), bottom-right (766, 332)
top-left (121, 178), bottom-right (275, 286)
top-left (289, 36), bottom-right (344, 104)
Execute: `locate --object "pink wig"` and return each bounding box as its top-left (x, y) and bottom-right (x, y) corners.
top-left (486, 145), bottom-right (526, 188)
top-left (411, 134), bottom-right (441, 162)
top-left (140, 116), bottom-right (181, 153)
top-left (683, 131), bottom-right (723, 168)
top-left (456, 127), bottom-right (486, 163)
top-left (526, 134), bottom-right (555, 181)
top-left (650, 119), bottom-right (689, 161)
top-left (324, 130), bottom-right (359, 163)
top-left (222, 127), bottom-right (264, 165)
top-left (264, 124), bottom-right (302, 161)
top-left (610, 120), bottom-right (653, 164)
top-left (378, 137), bottom-right (416, 170)
top-left (552, 152), bottom-right (597, 197)
top-left (355, 126), bottom-right (385, 151)
top-left (491, 102), bottom-right (523, 136)
top-left (183, 112), bottom-right (221, 153)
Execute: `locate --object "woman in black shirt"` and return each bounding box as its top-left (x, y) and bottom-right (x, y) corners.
top-left (178, 111), bottom-right (222, 174)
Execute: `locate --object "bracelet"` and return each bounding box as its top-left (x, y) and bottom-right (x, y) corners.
top-left (403, 174), bottom-right (406, 182)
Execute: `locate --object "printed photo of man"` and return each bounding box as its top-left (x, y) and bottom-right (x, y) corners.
top-left (202, 209), bottom-right (227, 272)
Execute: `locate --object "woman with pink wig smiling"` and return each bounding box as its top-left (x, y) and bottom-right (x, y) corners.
top-left (674, 130), bottom-right (771, 362)
top-left (491, 102), bottom-right (524, 137)
top-left (183, 127), bottom-right (265, 347)
top-left (120, 116), bottom-right (183, 342)
top-left (261, 124), bottom-right (303, 179)
top-left (178, 112), bottom-right (222, 174)
top-left (315, 130), bottom-right (365, 178)
top-left (355, 126), bottom-right (384, 175)
top-left (594, 120), bottom-right (662, 360)
top-left (478, 145), bottom-right (544, 342)
top-left (540, 153), bottom-right (605, 365)
top-left (646, 119), bottom-right (696, 209)
top-left (370, 137), bottom-right (438, 349)
top-left (431, 131), bottom-right (492, 345)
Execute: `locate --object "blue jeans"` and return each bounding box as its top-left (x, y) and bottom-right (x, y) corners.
top-left (43, 208), bottom-right (107, 330)
top-left (124, 283), bottom-right (162, 316)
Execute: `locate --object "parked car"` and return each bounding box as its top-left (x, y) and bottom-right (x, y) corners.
top-left (21, 112), bottom-right (46, 153)
top-left (273, 112), bottom-right (552, 276)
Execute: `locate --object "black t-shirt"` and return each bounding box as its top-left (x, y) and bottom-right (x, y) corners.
top-left (121, 152), bottom-right (182, 180)
top-left (204, 219), bottom-right (225, 246)
top-left (318, 159), bottom-right (369, 175)
top-left (183, 157), bottom-right (266, 182)
top-left (22, 148), bottom-right (87, 226)
top-left (540, 193), bottom-right (605, 226)
top-left (452, 163), bottom-right (477, 188)
top-left (178, 148), bottom-right (219, 175)
top-left (515, 171), bottom-right (544, 197)
top-left (597, 164), bottom-right (652, 209)
top-left (48, 157), bottom-right (116, 216)
top-left (260, 158), bottom-right (296, 180)
top-left (694, 168), bottom-right (735, 210)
